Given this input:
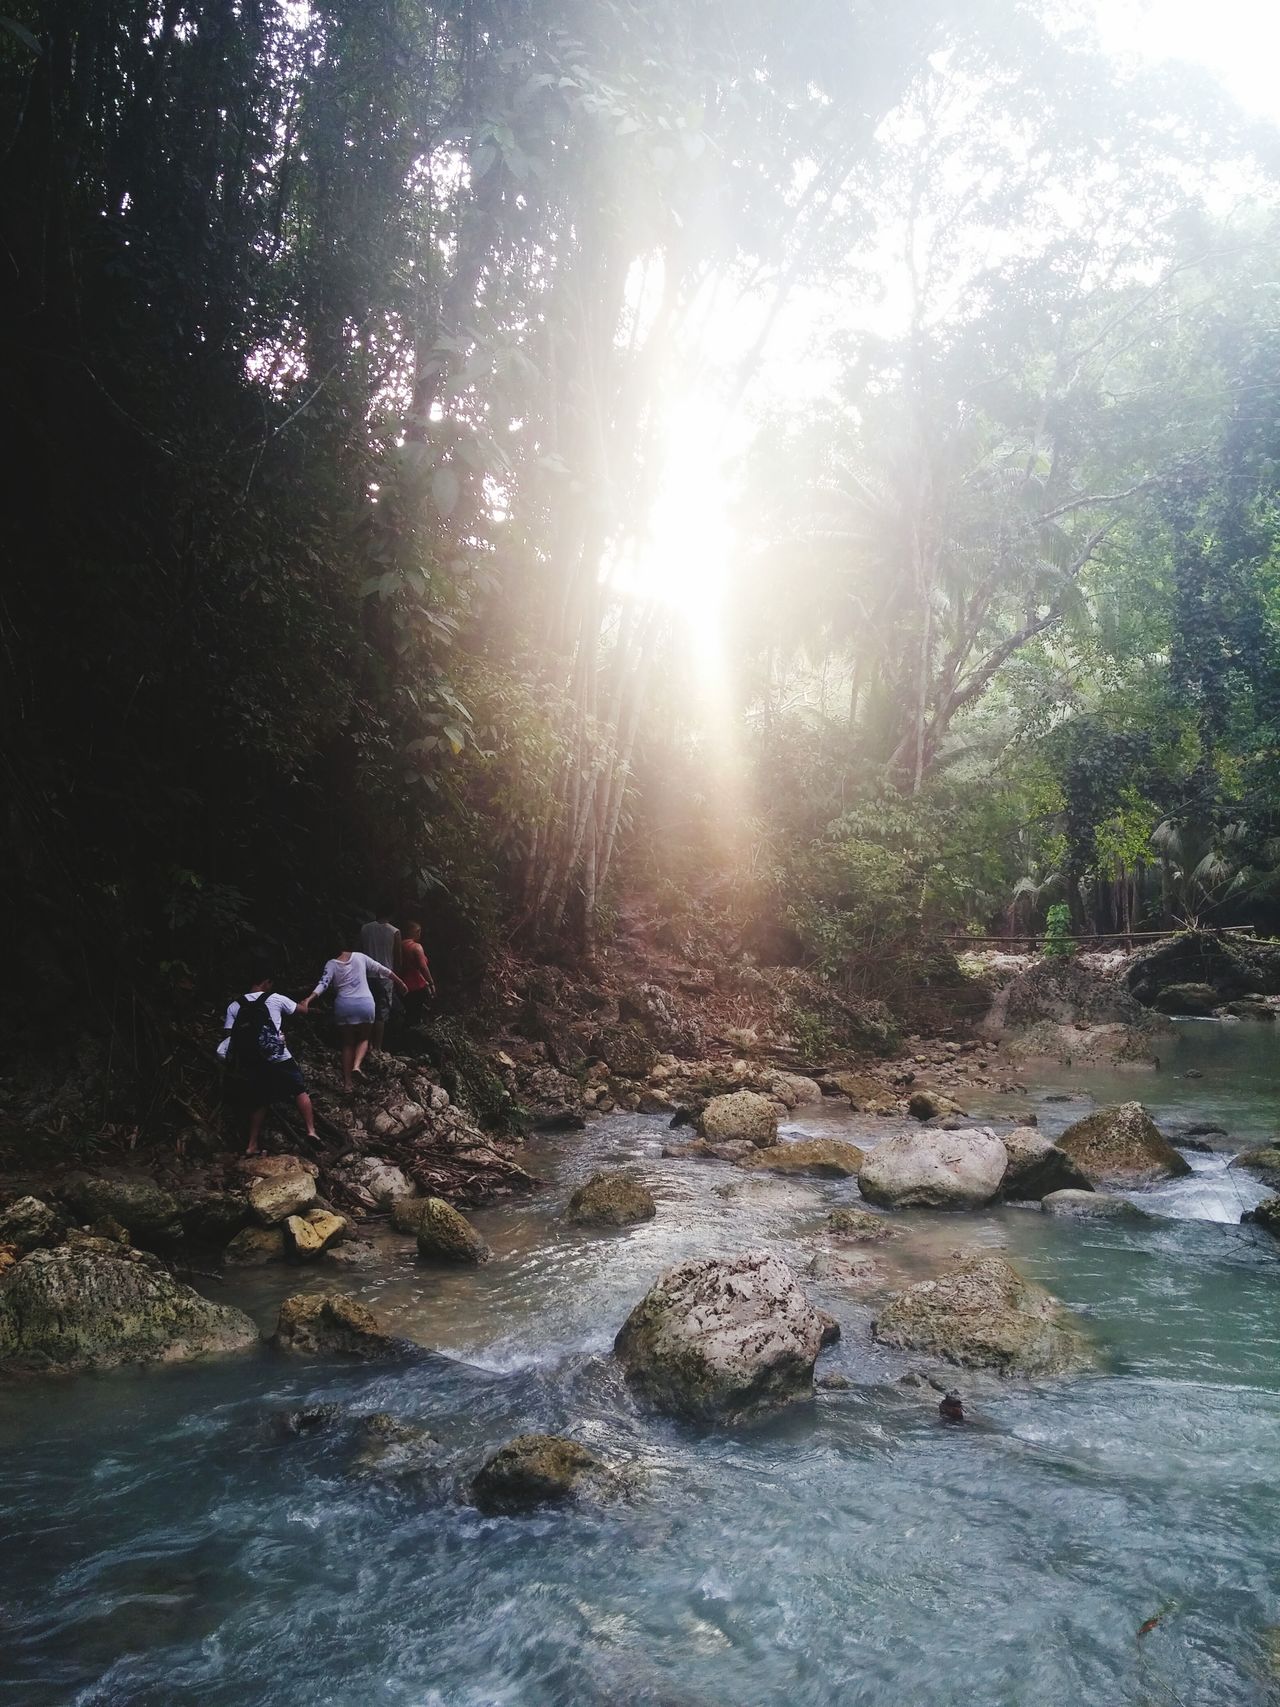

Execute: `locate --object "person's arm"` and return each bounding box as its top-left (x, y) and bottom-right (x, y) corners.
top-left (421, 946), bottom-right (437, 995)
top-left (369, 956), bottom-right (408, 996)
top-left (297, 962), bottom-right (333, 1013)
top-left (216, 1001), bottom-right (239, 1057)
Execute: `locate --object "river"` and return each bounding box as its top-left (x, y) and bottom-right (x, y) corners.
top-left (2, 1020), bottom-right (1278, 1705)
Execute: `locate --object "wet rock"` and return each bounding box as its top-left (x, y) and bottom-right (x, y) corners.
top-left (997, 1127), bottom-right (1092, 1201)
top-left (816, 1371), bottom-right (853, 1391)
top-left (827, 1206), bottom-right (901, 1241)
top-left (819, 1072), bottom-right (896, 1112)
top-left (223, 1225), bottom-right (287, 1265)
top-left (804, 1249), bottom-right (877, 1285)
top-left (907, 1090), bottom-right (966, 1122)
top-left (60, 1174), bottom-right (183, 1247)
top-left (566, 1171), bottom-right (657, 1228)
top-left (1229, 1146), bottom-right (1280, 1189)
top-left (1040, 1189), bottom-right (1154, 1220)
top-left (872, 1256), bottom-right (1091, 1376)
top-left (697, 1090), bottom-right (778, 1148)
top-left (858, 1130), bottom-right (1007, 1209)
top-left (1221, 998), bottom-right (1275, 1020)
top-left (283, 1209), bottom-right (348, 1259)
top-left (737, 1138), bottom-right (865, 1178)
top-left (471, 1432), bottom-right (632, 1515)
top-left (1056, 1102), bottom-right (1190, 1187)
top-left (269, 1403), bottom-right (343, 1438)
top-left (273, 1292), bottom-right (401, 1358)
top-left (768, 1072), bottom-right (824, 1109)
top-left (325, 1238), bottom-right (379, 1269)
top-left (332, 1155), bottom-right (415, 1211)
top-left (518, 1065), bottom-right (587, 1131)
top-left (0, 1245), bottom-right (258, 1371)
top-left (1242, 1196), bottom-right (1280, 1234)
top-left (415, 1197), bottom-right (491, 1264)
top-left (1152, 981), bottom-right (1219, 1016)
top-left (179, 1190), bottom-right (251, 1246)
top-left (350, 1412), bottom-right (439, 1479)
top-left (614, 1249), bottom-right (827, 1422)
top-left (661, 1138), bottom-right (755, 1163)
top-left (247, 1169), bottom-right (317, 1226)
top-left (0, 1195), bottom-right (65, 1254)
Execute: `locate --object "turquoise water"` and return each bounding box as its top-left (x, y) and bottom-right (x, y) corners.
top-left (1, 1022), bottom-right (1279, 1706)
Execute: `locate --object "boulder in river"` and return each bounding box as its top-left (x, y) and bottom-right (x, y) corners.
top-left (247, 1168), bottom-right (317, 1226)
top-left (349, 1412), bottom-right (440, 1480)
top-left (614, 1249), bottom-right (828, 1422)
top-left (273, 1292), bottom-right (402, 1358)
top-left (697, 1090), bottom-right (779, 1148)
top-left (768, 1073), bottom-right (824, 1109)
top-left (1242, 1196), bottom-right (1280, 1235)
top-left (0, 1195), bottom-right (65, 1254)
top-left (1055, 1102), bottom-right (1190, 1187)
top-left (907, 1089), bottom-right (966, 1122)
top-left (1041, 1189), bottom-right (1156, 1221)
top-left (283, 1208), bottom-right (348, 1259)
top-left (1152, 982), bottom-right (1219, 1016)
top-left (737, 1138), bottom-right (865, 1178)
top-left (415, 1197), bottom-right (491, 1264)
top-left (858, 1129), bottom-right (1007, 1209)
top-left (591, 1023), bottom-right (658, 1080)
top-left (470, 1433), bottom-right (632, 1514)
top-left (0, 1244), bottom-right (258, 1372)
top-left (223, 1225), bottom-right (287, 1265)
top-left (60, 1173), bottom-right (183, 1247)
top-left (998, 1127), bottom-right (1092, 1201)
top-left (872, 1256), bottom-right (1091, 1376)
top-left (1229, 1146), bottom-right (1280, 1189)
top-left (178, 1189), bottom-right (252, 1246)
top-left (332, 1155), bottom-right (416, 1211)
top-left (565, 1171), bottom-right (656, 1228)
top-left (827, 1206), bottom-right (901, 1241)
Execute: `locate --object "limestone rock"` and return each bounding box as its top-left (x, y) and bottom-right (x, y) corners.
top-left (998, 1126), bottom-right (1092, 1201)
top-left (415, 1197), bottom-right (491, 1264)
top-left (338, 1155), bottom-right (415, 1209)
top-left (827, 1206), bottom-right (900, 1241)
top-left (768, 1073), bottom-right (823, 1109)
top-left (247, 1169), bottom-right (317, 1226)
top-left (0, 1245), bottom-right (258, 1371)
top-left (591, 1023), bottom-right (658, 1081)
top-left (822, 1072), bottom-right (895, 1112)
top-left (325, 1238), bottom-right (380, 1269)
top-left (471, 1433), bottom-right (632, 1514)
top-left (1151, 981), bottom-right (1220, 1016)
top-left (223, 1225), bottom-right (287, 1265)
top-left (1229, 1146), bottom-right (1280, 1189)
top-left (179, 1190), bottom-right (251, 1245)
top-left (737, 1138), bottom-right (865, 1178)
top-left (858, 1130), bottom-right (1008, 1209)
top-left (1242, 1196), bottom-right (1280, 1234)
top-left (518, 1065), bottom-right (587, 1131)
top-left (60, 1174), bottom-right (183, 1246)
top-left (0, 1195), bottom-right (65, 1254)
top-left (1056, 1102), bottom-right (1190, 1187)
top-left (907, 1089), bottom-right (966, 1122)
top-left (872, 1256), bottom-right (1091, 1376)
top-left (350, 1412), bottom-right (439, 1479)
top-left (565, 1171), bottom-right (657, 1228)
top-left (697, 1090), bottom-right (779, 1148)
top-left (283, 1209), bottom-right (348, 1259)
top-left (614, 1249), bottom-right (827, 1422)
top-left (1041, 1189), bottom-right (1156, 1221)
top-left (273, 1292), bottom-right (400, 1358)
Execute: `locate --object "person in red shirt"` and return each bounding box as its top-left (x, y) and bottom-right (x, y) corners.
top-left (399, 920), bottom-right (436, 1028)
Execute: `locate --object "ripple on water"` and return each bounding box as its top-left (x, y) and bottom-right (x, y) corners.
top-left (1, 1080), bottom-right (1279, 1706)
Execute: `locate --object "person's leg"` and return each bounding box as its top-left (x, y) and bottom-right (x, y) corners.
top-left (246, 1105), bottom-right (267, 1154)
top-left (295, 1090), bottom-right (317, 1138)
top-left (340, 1028), bottom-right (357, 1091)
top-left (371, 1016), bottom-right (386, 1051)
top-left (352, 1024), bottom-right (372, 1075)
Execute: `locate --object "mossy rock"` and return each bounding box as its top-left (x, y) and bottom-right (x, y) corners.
top-left (1243, 1196), bottom-right (1280, 1235)
top-left (1056, 1102), bottom-right (1190, 1187)
top-left (697, 1090), bottom-right (778, 1148)
top-left (1152, 982), bottom-right (1220, 1016)
top-left (0, 1196), bottom-right (65, 1254)
top-left (273, 1292), bottom-right (401, 1358)
top-left (737, 1139), bottom-right (865, 1178)
top-left (1229, 1147), bottom-right (1280, 1189)
top-left (872, 1256), bottom-right (1092, 1377)
top-left (415, 1197), bottom-right (491, 1264)
top-left (471, 1433), bottom-right (633, 1514)
top-left (827, 1206), bottom-right (901, 1241)
top-left (60, 1174), bottom-right (183, 1246)
top-left (0, 1246), bottom-right (258, 1371)
top-left (565, 1171), bottom-right (656, 1228)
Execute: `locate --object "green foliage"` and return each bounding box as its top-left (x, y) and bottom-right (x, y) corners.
top-left (1043, 904), bottom-right (1074, 958)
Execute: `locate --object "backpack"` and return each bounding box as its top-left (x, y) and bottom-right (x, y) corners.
top-left (225, 993), bottom-right (281, 1073)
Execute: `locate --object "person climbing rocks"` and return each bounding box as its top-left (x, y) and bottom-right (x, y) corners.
top-left (300, 941), bottom-right (406, 1090)
top-left (359, 903), bottom-right (402, 1053)
top-left (399, 919), bottom-right (436, 1030)
top-left (939, 1390), bottom-right (966, 1424)
top-left (217, 966), bottom-right (317, 1154)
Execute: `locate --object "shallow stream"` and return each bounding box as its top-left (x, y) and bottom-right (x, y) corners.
top-left (2, 1021), bottom-right (1279, 1706)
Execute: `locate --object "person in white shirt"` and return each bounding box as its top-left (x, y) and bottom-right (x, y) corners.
top-left (217, 969), bottom-right (317, 1153)
top-left (359, 904), bottom-right (402, 1052)
top-left (299, 942), bottom-right (406, 1090)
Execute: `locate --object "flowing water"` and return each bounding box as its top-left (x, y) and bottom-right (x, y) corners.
top-left (2, 1022), bottom-right (1279, 1706)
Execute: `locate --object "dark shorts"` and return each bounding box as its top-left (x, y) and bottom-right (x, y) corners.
top-left (235, 1058), bottom-right (306, 1109)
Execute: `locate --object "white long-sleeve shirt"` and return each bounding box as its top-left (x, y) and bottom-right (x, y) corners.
top-left (311, 952), bottom-right (393, 1004)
